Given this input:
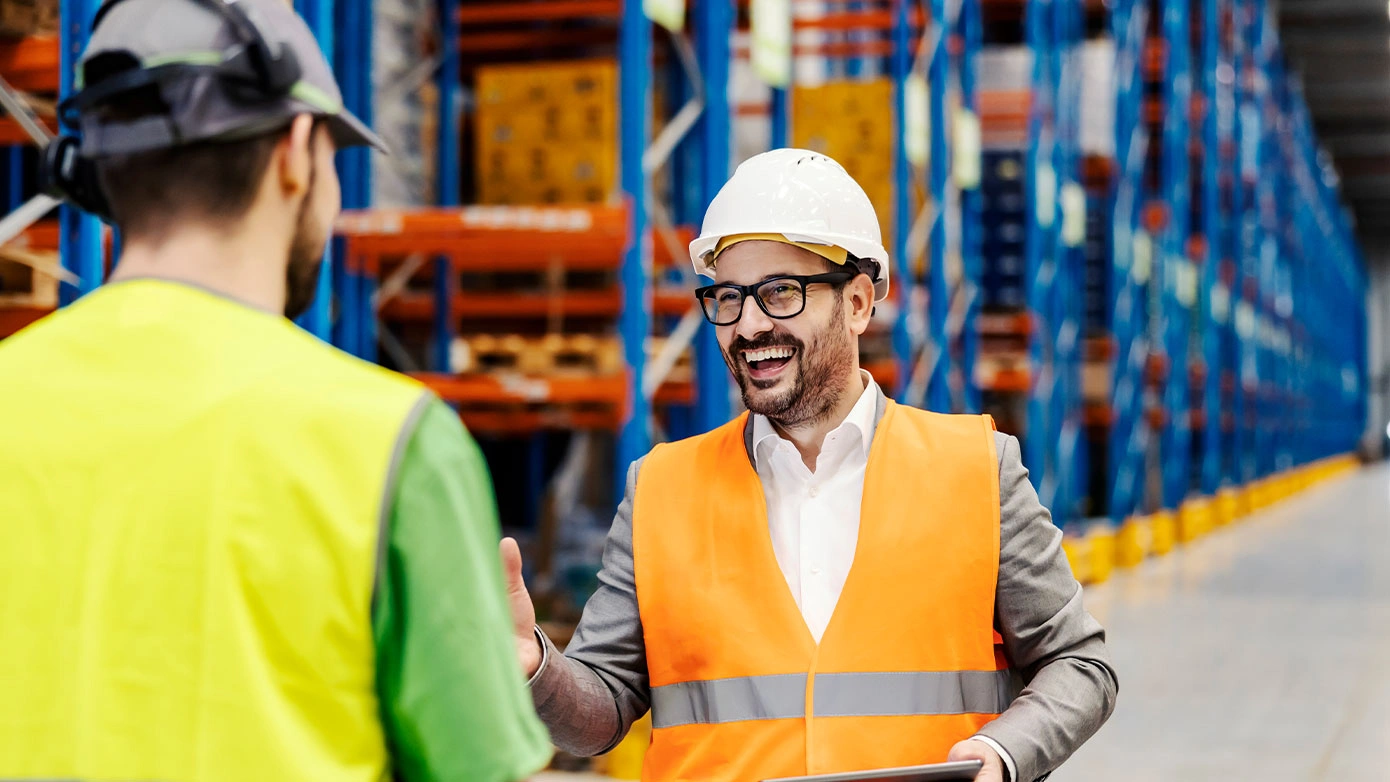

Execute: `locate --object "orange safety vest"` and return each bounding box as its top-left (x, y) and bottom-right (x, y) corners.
top-left (632, 400), bottom-right (1012, 782)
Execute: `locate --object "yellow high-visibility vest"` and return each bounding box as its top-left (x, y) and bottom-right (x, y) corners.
top-left (0, 279), bottom-right (428, 782)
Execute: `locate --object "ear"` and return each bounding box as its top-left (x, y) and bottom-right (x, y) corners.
top-left (276, 114), bottom-right (317, 198)
top-left (845, 273), bottom-right (875, 336)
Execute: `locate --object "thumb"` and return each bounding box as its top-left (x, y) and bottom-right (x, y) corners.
top-left (499, 537), bottom-right (535, 629)
top-left (500, 536), bottom-right (525, 589)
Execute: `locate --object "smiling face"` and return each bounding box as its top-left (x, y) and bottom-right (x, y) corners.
top-left (712, 240), bottom-right (875, 428)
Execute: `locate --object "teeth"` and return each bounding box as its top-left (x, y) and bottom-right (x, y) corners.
top-left (744, 346), bottom-right (794, 363)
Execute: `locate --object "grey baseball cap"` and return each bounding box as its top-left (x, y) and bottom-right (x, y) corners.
top-left (70, 0), bottom-right (385, 157)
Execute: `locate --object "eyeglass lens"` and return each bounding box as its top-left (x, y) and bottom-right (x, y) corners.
top-left (701, 279), bottom-right (805, 325)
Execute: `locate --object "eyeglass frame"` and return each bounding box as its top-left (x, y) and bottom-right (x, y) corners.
top-left (693, 270), bottom-right (857, 326)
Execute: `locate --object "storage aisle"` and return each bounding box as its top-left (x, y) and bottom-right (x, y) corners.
top-left (1054, 463), bottom-right (1390, 781)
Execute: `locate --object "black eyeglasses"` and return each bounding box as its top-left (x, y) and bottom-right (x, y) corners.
top-left (694, 271), bottom-right (854, 326)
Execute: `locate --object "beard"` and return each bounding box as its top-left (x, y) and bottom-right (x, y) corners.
top-left (722, 301), bottom-right (857, 428)
top-left (283, 154), bottom-right (327, 321)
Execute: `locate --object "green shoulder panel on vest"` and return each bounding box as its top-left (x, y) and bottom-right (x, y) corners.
top-left (0, 280), bottom-right (429, 782)
top-left (375, 398), bottom-right (553, 781)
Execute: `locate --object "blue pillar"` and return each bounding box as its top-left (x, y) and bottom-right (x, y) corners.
top-left (692, 0), bottom-right (732, 433)
top-left (889, 0), bottom-right (912, 399)
top-left (333, 0), bottom-right (372, 356)
top-left (294, 0), bottom-right (334, 338)
top-left (959, 0), bottom-right (982, 414)
top-left (616, 0), bottom-right (652, 497)
top-left (432, 0), bottom-right (460, 372)
top-left (926, 0), bottom-right (950, 412)
top-left (59, 0), bottom-right (104, 304)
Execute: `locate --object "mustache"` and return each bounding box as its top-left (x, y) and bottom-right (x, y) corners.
top-left (728, 332), bottom-right (803, 359)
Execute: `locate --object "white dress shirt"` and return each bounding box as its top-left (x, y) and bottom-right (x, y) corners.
top-left (749, 371), bottom-right (1019, 781)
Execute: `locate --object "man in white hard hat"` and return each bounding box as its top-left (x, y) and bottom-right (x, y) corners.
top-left (502, 149), bottom-right (1117, 782)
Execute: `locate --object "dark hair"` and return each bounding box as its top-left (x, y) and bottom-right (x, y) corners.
top-left (95, 132), bottom-right (288, 239)
top-left (84, 64), bottom-right (294, 239)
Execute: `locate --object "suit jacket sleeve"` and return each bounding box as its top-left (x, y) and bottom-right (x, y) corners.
top-left (528, 458), bottom-right (651, 757)
top-left (975, 433), bottom-right (1119, 782)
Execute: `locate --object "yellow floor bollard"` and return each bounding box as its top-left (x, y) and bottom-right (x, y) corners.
top-left (1088, 526), bottom-right (1117, 584)
top-left (1215, 488), bottom-right (1238, 526)
top-left (1062, 535), bottom-right (1094, 584)
top-left (1177, 499), bottom-right (1213, 543)
top-left (1115, 515), bottom-right (1150, 569)
top-left (1150, 511), bottom-right (1177, 557)
top-left (596, 712), bottom-right (651, 780)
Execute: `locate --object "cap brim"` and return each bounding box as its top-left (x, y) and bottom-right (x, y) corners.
top-left (325, 109), bottom-right (389, 155)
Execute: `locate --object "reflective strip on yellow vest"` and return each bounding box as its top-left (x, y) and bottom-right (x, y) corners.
top-left (0, 280), bottom-right (427, 782)
top-left (633, 401), bottom-right (1010, 781)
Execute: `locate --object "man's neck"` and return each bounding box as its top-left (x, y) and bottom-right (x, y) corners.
top-left (771, 370), bottom-right (868, 472)
top-left (109, 229), bottom-right (286, 316)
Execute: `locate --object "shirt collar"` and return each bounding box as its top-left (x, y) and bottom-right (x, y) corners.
top-left (752, 369), bottom-right (880, 469)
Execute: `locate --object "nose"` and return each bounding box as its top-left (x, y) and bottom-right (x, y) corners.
top-left (733, 295), bottom-right (775, 342)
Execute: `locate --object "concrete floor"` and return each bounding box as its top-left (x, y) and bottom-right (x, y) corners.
top-left (1054, 462), bottom-right (1390, 781)
top-left (539, 462), bottom-right (1390, 782)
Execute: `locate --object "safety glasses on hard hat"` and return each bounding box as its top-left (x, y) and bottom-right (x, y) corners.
top-left (694, 271), bottom-right (854, 326)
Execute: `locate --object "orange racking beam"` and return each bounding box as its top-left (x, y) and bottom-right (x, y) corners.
top-left (458, 0), bottom-right (620, 24)
top-left (0, 305), bottom-right (50, 338)
top-left (793, 8), bottom-right (925, 31)
top-left (459, 27), bottom-right (616, 54)
top-left (0, 35), bottom-right (58, 94)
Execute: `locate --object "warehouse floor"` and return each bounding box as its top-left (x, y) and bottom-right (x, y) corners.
top-left (537, 462), bottom-right (1390, 782)
top-left (1054, 461), bottom-right (1390, 781)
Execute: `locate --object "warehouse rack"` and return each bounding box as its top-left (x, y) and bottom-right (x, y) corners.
top-left (23, 0), bottom-right (1372, 582)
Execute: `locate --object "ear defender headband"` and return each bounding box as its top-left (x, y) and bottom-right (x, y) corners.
top-left (40, 0), bottom-right (303, 223)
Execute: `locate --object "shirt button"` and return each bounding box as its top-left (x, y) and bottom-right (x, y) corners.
top-left (810, 566), bottom-right (822, 576)
top-left (809, 486), bottom-right (819, 498)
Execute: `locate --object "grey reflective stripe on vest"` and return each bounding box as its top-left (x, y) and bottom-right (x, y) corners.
top-left (651, 672), bottom-right (807, 728)
top-left (651, 670), bottom-right (1012, 729)
top-left (813, 670), bottom-right (1013, 717)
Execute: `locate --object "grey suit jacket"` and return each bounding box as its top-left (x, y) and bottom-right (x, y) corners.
top-left (529, 387), bottom-right (1118, 782)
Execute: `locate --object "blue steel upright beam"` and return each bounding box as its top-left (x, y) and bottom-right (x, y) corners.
top-left (1022, 0), bottom-right (1054, 487)
top-left (1198, 0), bottom-right (1225, 495)
top-left (59, 0), bottom-right (103, 305)
top-left (1051, 0), bottom-right (1082, 525)
top-left (432, 0), bottom-right (460, 372)
top-left (616, 0), bottom-right (652, 493)
top-left (925, 0), bottom-right (950, 412)
top-left (958, 0), bottom-right (982, 414)
top-left (333, 0), bottom-right (372, 357)
top-left (294, 0), bottom-right (333, 338)
top-left (1107, 0), bottom-right (1151, 522)
top-left (692, 0), bottom-right (733, 433)
top-left (890, 0), bottom-right (912, 400)
top-left (1159, 0), bottom-right (1193, 511)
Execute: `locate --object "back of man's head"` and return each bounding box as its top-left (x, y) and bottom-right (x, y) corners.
top-left (64, 0), bottom-right (384, 239)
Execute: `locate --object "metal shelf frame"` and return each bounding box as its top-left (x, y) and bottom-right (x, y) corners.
top-left (1158, 0), bottom-right (1194, 512)
top-left (1105, 0), bottom-right (1154, 523)
top-left (58, 0), bottom-right (103, 303)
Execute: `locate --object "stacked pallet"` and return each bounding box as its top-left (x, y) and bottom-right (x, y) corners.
top-left (474, 59), bottom-right (617, 205)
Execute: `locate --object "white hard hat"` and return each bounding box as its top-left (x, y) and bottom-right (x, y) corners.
top-left (689, 148), bottom-right (891, 302)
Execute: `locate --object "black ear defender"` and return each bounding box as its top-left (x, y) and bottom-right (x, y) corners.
top-left (41, 0), bottom-right (303, 221)
top-left (40, 135), bottom-right (112, 222)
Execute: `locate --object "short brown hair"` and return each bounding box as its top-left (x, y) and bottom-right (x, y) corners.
top-left (95, 131), bottom-right (286, 239)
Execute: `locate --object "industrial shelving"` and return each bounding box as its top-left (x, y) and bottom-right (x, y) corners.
top-left (27, 0), bottom-right (1372, 574)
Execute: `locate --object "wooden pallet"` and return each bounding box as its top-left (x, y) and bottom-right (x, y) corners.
top-left (450, 333), bottom-right (623, 376)
top-left (0, 246), bottom-right (60, 308)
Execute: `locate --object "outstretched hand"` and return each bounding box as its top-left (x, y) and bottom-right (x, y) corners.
top-left (500, 537), bottom-right (543, 678)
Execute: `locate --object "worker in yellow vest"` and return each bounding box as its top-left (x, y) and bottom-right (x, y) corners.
top-left (0, 0), bottom-right (551, 779)
top-left (504, 149), bottom-right (1118, 782)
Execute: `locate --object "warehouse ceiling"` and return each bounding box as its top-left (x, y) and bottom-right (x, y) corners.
top-left (1279, 0), bottom-right (1390, 244)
